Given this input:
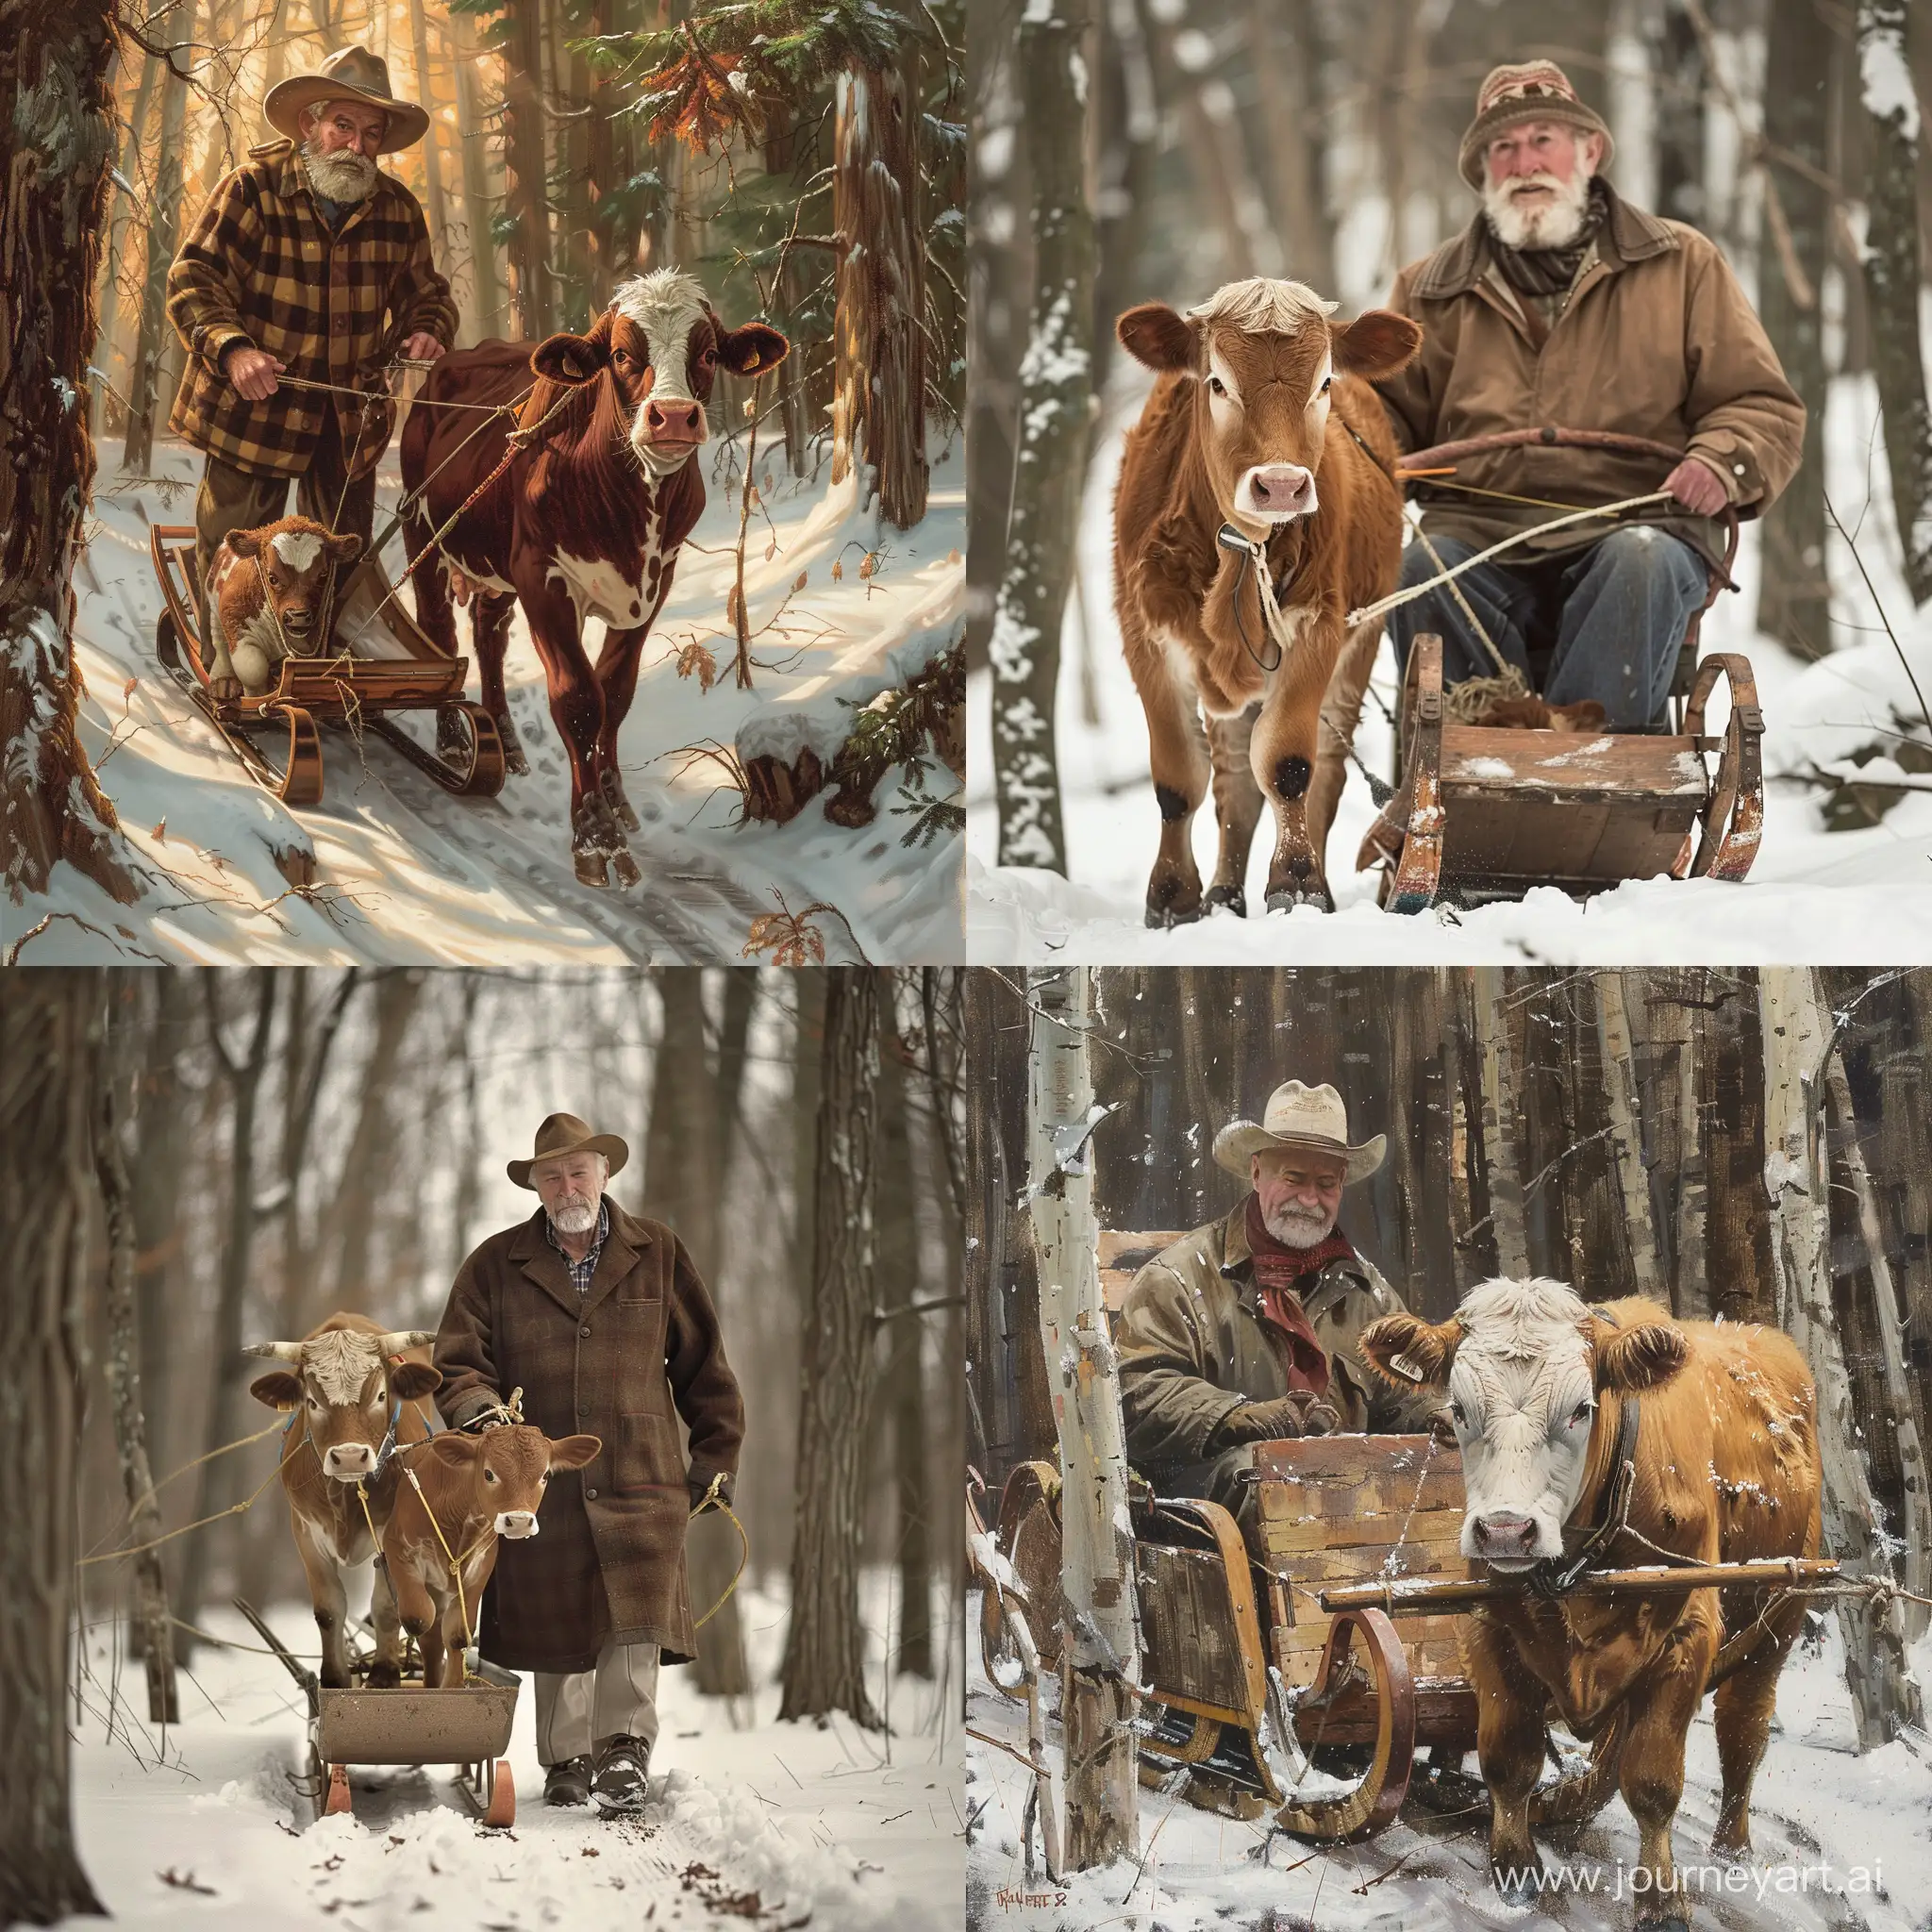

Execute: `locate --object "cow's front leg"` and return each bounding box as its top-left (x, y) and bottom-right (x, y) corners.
top-left (365, 1559), bottom-right (405, 1689)
top-left (1463, 1614), bottom-right (1550, 1901)
top-left (440, 1597), bottom-right (470, 1690)
top-left (1709, 1601), bottom-right (1803, 1858)
top-left (1252, 608), bottom-right (1345, 912)
top-left (1121, 607), bottom-right (1211, 926)
top-left (292, 1514), bottom-right (354, 1690)
top-left (592, 620), bottom-right (655, 835)
top-left (1616, 1615), bottom-right (1718, 1928)
top-left (1204, 707), bottom-right (1263, 916)
top-left (389, 1554), bottom-right (441, 1685)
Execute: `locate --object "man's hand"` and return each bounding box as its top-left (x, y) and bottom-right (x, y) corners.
top-left (225, 344), bottom-right (285, 402)
top-left (399, 332), bottom-right (446, 365)
top-left (690, 1472), bottom-right (734, 1511)
top-left (1664, 456), bottom-right (1729, 518)
top-left (1226, 1391), bottom-right (1340, 1444)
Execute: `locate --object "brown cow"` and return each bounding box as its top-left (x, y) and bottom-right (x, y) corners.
top-left (206, 517), bottom-right (362, 700)
top-left (1360, 1278), bottom-right (1822, 1927)
top-left (380, 1424), bottom-right (599, 1690)
top-left (244, 1313), bottom-right (441, 1689)
top-left (401, 269), bottom-right (789, 888)
top-left (1111, 278), bottom-right (1422, 922)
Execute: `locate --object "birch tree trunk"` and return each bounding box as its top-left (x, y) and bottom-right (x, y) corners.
top-left (991, 0), bottom-right (1093, 874)
top-left (500, 0), bottom-right (554, 341)
top-left (1473, 968), bottom-right (1529, 1277)
top-left (452, 6), bottom-right (504, 340)
top-left (1026, 965), bottom-right (1139, 1869)
top-left (1759, 966), bottom-right (1924, 1746)
top-left (1, 0), bottom-right (138, 909)
top-left (780, 969), bottom-right (883, 1726)
top-left (1824, 1046), bottom-right (1932, 1635)
top-left (0, 974), bottom-right (107, 1924)
top-left (1597, 972), bottom-right (1661, 1299)
top-left (122, 0), bottom-right (193, 475)
top-left (1856, 0), bottom-right (1932, 604)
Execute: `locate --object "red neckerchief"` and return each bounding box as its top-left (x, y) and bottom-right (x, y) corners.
top-left (1243, 1194), bottom-right (1357, 1394)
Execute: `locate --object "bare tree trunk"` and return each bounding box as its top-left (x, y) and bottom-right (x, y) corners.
top-left (500, 0), bottom-right (554, 341)
top-left (0, 974), bottom-right (107, 1924)
top-left (1759, 966), bottom-right (1923, 1746)
top-left (991, 0), bottom-right (1093, 874)
top-left (1472, 969), bottom-right (1529, 1277)
top-left (328, 971), bottom-right (424, 1308)
top-left (407, 0), bottom-right (449, 269)
top-left (1597, 972), bottom-right (1661, 1299)
top-left (1026, 964), bottom-right (1139, 1869)
top-left (1702, 973), bottom-right (1774, 1324)
top-left (780, 970), bottom-right (883, 1725)
top-left (95, 974), bottom-right (179, 1723)
top-left (1, 0), bottom-right (137, 909)
top-left (452, 6), bottom-right (505, 340)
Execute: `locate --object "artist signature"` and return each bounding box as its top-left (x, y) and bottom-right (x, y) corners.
top-left (994, 1890), bottom-right (1068, 1910)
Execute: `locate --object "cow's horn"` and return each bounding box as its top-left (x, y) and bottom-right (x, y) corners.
top-left (241, 1341), bottom-right (305, 1361)
top-left (375, 1329), bottom-right (437, 1353)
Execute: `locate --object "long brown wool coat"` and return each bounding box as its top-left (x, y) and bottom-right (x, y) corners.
top-left (433, 1202), bottom-right (743, 1672)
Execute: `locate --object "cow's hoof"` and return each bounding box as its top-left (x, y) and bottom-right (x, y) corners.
top-left (319, 1663), bottom-right (353, 1691)
top-left (1143, 902), bottom-right (1202, 929)
top-left (608, 844), bottom-right (641, 890)
top-left (364, 1659), bottom-right (401, 1690)
top-left (1264, 884), bottom-right (1335, 915)
top-left (600, 768), bottom-right (641, 835)
top-left (497, 714), bottom-right (529, 778)
top-left (1203, 885), bottom-right (1247, 919)
top-left (575, 849), bottom-right (610, 888)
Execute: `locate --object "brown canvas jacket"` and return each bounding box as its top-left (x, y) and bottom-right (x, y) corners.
top-left (1374, 186), bottom-right (1805, 574)
top-left (167, 141), bottom-right (458, 480)
top-left (433, 1201), bottom-right (744, 1672)
top-left (1115, 1205), bottom-right (1441, 1474)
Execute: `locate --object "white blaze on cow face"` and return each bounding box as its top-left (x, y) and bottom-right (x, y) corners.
top-left (611, 268), bottom-right (713, 475)
top-left (271, 528), bottom-right (325, 574)
top-left (1441, 1277), bottom-right (1605, 1570)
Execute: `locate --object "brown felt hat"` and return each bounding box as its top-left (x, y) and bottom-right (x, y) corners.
top-left (1211, 1081), bottom-right (1387, 1186)
top-left (264, 45), bottom-right (430, 155)
top-left (1457, 60), bottom-right (1613, 192)
top-left (508, 1112), bottom-right (630, 1190)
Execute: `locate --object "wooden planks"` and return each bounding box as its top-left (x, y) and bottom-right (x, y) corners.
top-left (1137, 1542), bottom-right (1255, 1719)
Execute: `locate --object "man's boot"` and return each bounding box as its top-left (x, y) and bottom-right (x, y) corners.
top-left (591, 1735), bottom-right (650, 1815)
top-left (544, 1756), bottom-right (592, 1807)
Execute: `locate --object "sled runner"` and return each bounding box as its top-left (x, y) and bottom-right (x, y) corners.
top-left (150, 525), bottom-right (507, 808)
top-left (1356, 431), bottom-right (1766, 908)
top-left (234, 1598), bottom-right (518, 1829)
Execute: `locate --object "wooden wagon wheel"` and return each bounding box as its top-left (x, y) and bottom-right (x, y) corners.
top-left (1263, 1607), bottom-right (1417, 1842)
top-left (1680, 653), bottom-right (1764, 882)
top-left (978, 1461), bottom-right (1064, 1695)
top-left (1370, 635), bottom-right (1444, 913)
top-left (431, 703), bottom-right (509, 797)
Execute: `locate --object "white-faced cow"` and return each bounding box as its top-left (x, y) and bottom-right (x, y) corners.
top-left (206, 517), bottom-right (362, 700)
top-left (1360, 1278), bottom-right (1822, 1926)
top-left (1112, 279), bottom-right (1422, 922)
top-left (401, 270), bottom-right (789, 888)
top-left (244, 1313), bottom-right (441, 1689)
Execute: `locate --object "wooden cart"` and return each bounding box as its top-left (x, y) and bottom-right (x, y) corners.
top-left (1357, 430), bottom-right (1766, 909)
top-left (233, 1598), bottom-right (517, 1829)
top-left (151, 525), bottom-right (506, 808)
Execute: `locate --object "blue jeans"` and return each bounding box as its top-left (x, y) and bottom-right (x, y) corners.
top-left (1388, 526), bottom-right (1710, 728)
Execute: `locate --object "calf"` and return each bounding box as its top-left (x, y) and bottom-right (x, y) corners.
top-left (381, 1424), bottom-right (599, 1689)
top-left (206, 517), bottom-right (362, 700)
top-left (1360, 1279), bottom-right (1821, 1926)
top-left (401, 269), bottom-right (789, 887)
top-left (244, 1314), bottom-right (441, 1688)
top-left (1112, 279), bottom-right (1422, 922)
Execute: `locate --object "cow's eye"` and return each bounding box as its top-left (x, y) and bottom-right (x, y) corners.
top-left (1208, 375), bottom-right (1226, 396)
top-left (699, 346), bottom-right (717, 367)
top-left (1320, 375), bottom-right (1333, 394)
top-left (1449, 1400), bottom-right (1466, 1427)
top-left (1569, 1400), bottom-right (1595, 1428)
top-left (484, 1468), bottom-right (498, 1484)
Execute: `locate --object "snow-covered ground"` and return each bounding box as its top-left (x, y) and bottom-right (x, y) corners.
top-left (13, 431), bottom-right (963, 965)
top-left (63, 1585), bottom-right (963, 1931)
top-left (968, 375), bottom-right (1932, 962)
top-left (966, 1591), bottom-right (1932, 1931)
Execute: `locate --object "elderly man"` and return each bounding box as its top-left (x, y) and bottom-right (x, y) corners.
top-left (1372, 61), bottom-right (1805, 728)
top-left (166, 45), bottom-right (458, 663)
top-left (1115, 1081), bottom-right (1441, 1546)
top-left (435, 1114), bottom-right (743, 1816)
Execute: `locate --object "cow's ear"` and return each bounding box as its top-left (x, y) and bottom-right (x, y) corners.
top-left (249, 1371), bottom-right (303, 1410)
top-left (530, 332), bottom-right (609, 386)
top-left (1117, 302), bottom-right (1202, 376)
top-left (1358, 1312), bottom-right (1462, 1390)
top-left (717, 320), bottom-right (790, 377)
top-left (325, 531), bottom-right (363, 564)
top-left (390, 1361), bottom-right (441, 1400)
top-left (1330, 309), bottom-right (1423, 381)
top-left (423, 1431), bottom-right (475, 1472)
top-left (1591, 1321), bottom-right (1688, 1394)
top-left (548, 1433), bottom-right (602, 1472)
top-left (227, 527), bottom-right (264, 558)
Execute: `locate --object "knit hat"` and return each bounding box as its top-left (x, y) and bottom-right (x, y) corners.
top-left (1457, 60), bottom-right (1613, 192)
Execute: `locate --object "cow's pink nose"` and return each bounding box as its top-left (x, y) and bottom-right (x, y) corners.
top-left (1471, 1512), bottom-right (1537, 1557)
top-left (1244, 465), bottom-right (1314, 515)
top-left (495, 1511), bottom-right (539, 1540)
top-left (645, 399), bottom-right (701, 439)
top-left (324, 1443), bottom-right (374, 1477)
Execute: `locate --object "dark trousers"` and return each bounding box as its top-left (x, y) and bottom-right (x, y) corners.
top-left (1388, 526), bottom-right (1709, 728)
top-left (192, 407), bottom-right (377, 639)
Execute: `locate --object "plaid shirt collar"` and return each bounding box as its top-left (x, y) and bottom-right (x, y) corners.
top-left (545, 1198), bottom-right (609, 1296)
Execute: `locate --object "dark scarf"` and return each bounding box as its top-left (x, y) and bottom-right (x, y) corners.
top-left (1243, 1194), bottom-right (1357, 1393)
top-left (1485, 176), bottom-right (1611, 300)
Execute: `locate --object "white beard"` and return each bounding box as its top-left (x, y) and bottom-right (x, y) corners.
top-left (551, 1197), bottom-right (599, 1235)
top-left (301, 141), bottom-right (379, 206)
top-left (1483, 167), bottom-right (1591, 251)
top-left (1263, 1202), bottom-right (1336, 1250)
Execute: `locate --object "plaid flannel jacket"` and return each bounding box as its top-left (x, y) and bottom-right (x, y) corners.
top-left (167, 141), bottom-right (458, 480)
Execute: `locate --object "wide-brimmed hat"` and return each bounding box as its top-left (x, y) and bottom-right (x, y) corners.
top-left (264, 44), bottom-right (430, 155)
top-left (1211, 1081), bottom-right (1386, 1185)
top-left (1457, 59), bottom-right (1613, 192)
top-left (508, 1112), bottom-right (630, 1190)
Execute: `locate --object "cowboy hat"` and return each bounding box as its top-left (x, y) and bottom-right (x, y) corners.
top-left (508, 1112), bottom-right (630, 1190)
top-left (1457, 59), bottom-right (1613, 192)
top-left (1211, 1081), bottom-right (1386, 1185)
top-left (264, 45), bottom-right (430, 155)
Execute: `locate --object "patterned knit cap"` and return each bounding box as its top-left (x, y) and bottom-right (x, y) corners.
top-left (1457, 59), bottom-right (1614, 191)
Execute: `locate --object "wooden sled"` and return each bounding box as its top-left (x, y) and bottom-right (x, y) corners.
top-left (151, 525), bottom-right (506, 808)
